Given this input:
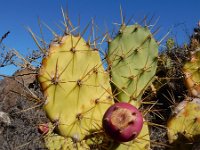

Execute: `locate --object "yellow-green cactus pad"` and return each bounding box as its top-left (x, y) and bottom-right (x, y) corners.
top-left (167, 98), bottom-right (200, 143)
top-left (38, 34), bottom-right (114, 141)
top-left (107, 24), bottom-right (158, 107)
top-left (43, 123), bottom-right (90, 150)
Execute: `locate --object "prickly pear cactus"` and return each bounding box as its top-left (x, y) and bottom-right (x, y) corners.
top-left (38, 34), bottom-right (114, 142)
top-left (167, 97), bottom-right (200, 144)
top-left (107, 24), bottom-right (158, 108)
top-left (183, 51), bottom-right (200, 97)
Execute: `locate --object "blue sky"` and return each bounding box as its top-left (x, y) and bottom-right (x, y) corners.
top-left (0, 0), bottom-right (200, 76)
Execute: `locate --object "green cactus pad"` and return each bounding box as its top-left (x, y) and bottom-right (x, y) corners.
top-left (38, 34), bottom-right (114, 141)
top-left (183, 51), bottom-right (200, 97)
top-left (107, 24), bottom-right (158, 107)
top-left (167, 98), bottom-right (200, 144)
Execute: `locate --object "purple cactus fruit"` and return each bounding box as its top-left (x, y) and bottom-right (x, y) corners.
top-left (102, 102), bottom-right (143, 142)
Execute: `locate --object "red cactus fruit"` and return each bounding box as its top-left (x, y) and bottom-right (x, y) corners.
top-left (38, 123), bottom-right (49, 135)
top-left (102, 102), bottom-right (143, 142)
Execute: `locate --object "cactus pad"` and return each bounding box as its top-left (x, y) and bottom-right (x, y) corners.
top-left (167, 98), bottom-right (200, 143)
top-left (107, 24), bottom-right (158, 107)
top-left (43, 123), bottom-right (90, 150)
top-left (38, 34), bottom-right (114, 141)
